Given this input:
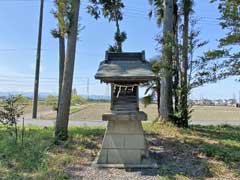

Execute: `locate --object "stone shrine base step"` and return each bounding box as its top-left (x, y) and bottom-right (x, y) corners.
top-left (92, 161), bottom-right (158, 168)
top-left (94, 114), bottom-right (156, 168)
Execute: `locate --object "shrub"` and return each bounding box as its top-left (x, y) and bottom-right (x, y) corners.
top-left (45, 95), bottom-right (58, 110)
top-left (0, 95), bottom-right (24, 143)
top-left (71, 95), bottom-right (87, 106)
top-left (17, 95), bottom-right (31, 105)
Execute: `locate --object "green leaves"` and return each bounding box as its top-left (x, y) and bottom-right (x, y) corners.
top-left (45, 95), bottom-right (58, 106)
top-left (87, 5), bottom-right (101, 19)
top-left (207, 0), bottom-right (240, 78)
top-left (88, 0), bottom-right (124, 22)
top-left (88, 0), bottom-right (126, 52)
top-left (52, 0), bottom-right (81, 40)
top-left (0, 95), bottom-right (24, 126)
top-left (142, 95), bottom-right (153, 108)
top-left (203, 50), bottom-right (229, 60)
top-left (114, 31), bottom-right (127, 44)
top-left (148, 0), bottom-right (164, 27)
top-left (219, 34), bottom-right (240, 47)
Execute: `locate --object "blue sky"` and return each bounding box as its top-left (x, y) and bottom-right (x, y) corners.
top-left (0, 0), bottom-right (239, 100)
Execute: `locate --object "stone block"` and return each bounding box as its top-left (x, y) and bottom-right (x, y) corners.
top-left (127, 120), bottom-right (145, 134)
top-left (95, 118), bottom-right (153, 167)
top-left (102, 134), bottom-right (125, 149)
top-left (102, 111), bottom-right (147, 121)
top-left (97, 149), bottom-right (107, 164)
top-left (124, 134), bottom-right (146, 149)
top-left (107, 120), bottom-right (144, 134)
top-left (107, 149), bottom-right (144, 164)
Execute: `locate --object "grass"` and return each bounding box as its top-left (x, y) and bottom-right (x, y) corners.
top-left (144, 123), bottom-right (240, 179)
top-left (0, 123), bottom-right (240, 179)
top-left (0, 126), bottom-right (104, 180)
top-left (70, 106), bottom-right (81, 114)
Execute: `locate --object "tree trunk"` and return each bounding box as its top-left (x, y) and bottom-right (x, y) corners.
top-left (160, 0), bottom-right (174, 121)
top-left (58, 36), bottom-right (65, 109)
top-left (181, 0), bottom-right (190, 127)
top-left (157, 79), bottom-right (161, 118)
top-left (32, 0), bottom-right (44, 119)
top-left (173, 0), bottom-right (179, 112)
top-left (115, 19), bottom-right (122, 52)
top-left (55, 0), bottom-right (80, 140)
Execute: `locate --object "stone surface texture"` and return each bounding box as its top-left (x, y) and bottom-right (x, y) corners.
top-left (95, 112), bottom-right (155, 168)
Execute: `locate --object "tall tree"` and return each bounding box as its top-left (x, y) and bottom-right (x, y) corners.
top-left (160, 0), bottom-right (174, 121)
top-left (88, 0), bottom-right (126, 52)
top-left (148, 0), bottom-right (175, 121)
top-left (179, 0), bottom-right (193, 127)
top-left (172, 0), bottom-right (180, 112)
top-left (52, 0), bottom-right (68, 109)
top-left (142, 59), bottom-right (161, 118)
top-left (55, 0), bottom-right (80, 140)
top-left (32, 0), bottom-right (44, 119)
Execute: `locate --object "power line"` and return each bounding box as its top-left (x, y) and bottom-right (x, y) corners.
top-left (0, 0), bottom-right (221, 26)
top-left (0, 75), bottom-right (91, 80)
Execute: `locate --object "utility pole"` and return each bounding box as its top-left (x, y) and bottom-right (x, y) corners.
top-left (239, 91), bottom-right (240, 103)
top-left (87, 77), bottom-right (90, 100)
top-left (32, 0), bottom-right (44, 119)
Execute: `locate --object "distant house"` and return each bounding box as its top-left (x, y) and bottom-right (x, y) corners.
top-left (190, 98), bottom-right (239, 107)
top-left (202, 99), bottom-right (214, 106)
top-left (213, 99), bottom-right (225, 106)
top-left (226, 99), bottom-right (237, 106)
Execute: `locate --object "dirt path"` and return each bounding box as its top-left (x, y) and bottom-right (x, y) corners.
top-left (19, 119), bottom-right (107, 127)
top-left (22, 103), bottom-right (240, 125)
top-left (19, 119), bottom-right (240, 127)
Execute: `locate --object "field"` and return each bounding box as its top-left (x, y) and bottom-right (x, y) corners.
top-left (0, 123), bottom-right (240, 179)
top-left (190, 106), bottom-right (240, 121)
top-left (23, 102), bottom-right (240, 122)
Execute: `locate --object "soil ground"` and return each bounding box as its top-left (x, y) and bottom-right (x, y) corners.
top-left (24, 103), bottom-right (240, 122)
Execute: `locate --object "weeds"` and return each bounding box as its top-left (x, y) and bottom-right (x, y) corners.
top-left (0, 123), bottom-right (239, 179)
top-left (0, 126), bottom-right (104, 179)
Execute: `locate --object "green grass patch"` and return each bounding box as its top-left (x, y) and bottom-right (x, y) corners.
top-left (70, 106), bottom-right (81, 114)
top-left (143, 122), bottom-right (240, 178)
top-left (188, 125), bottom-right (240, 163)
top-left (0, 126), bottom-right (105, 180)
top-left (1, 123), bottom-right (240, 179)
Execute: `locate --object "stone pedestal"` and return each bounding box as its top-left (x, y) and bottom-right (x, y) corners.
top-left (93, 112), bottom-right (157, 168)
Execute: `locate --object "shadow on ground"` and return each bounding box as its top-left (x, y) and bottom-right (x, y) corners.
top-left (1, 125), bottom-right (239, 179)
top-left (137, 134), bottom-right (213, 179)
top-left (68, 124), bottom-right (240, 179)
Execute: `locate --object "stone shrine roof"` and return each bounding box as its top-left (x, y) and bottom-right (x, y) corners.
top-left (95, 51), bottom-right (156, 82)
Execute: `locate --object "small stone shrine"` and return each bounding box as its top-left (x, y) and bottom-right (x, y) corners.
top-left (94, 51), bottom-right (156, 168)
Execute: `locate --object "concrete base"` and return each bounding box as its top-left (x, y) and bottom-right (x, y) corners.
top-left (92, 162), bottom-right (158, 168)
top-left (95, 112), bottom-right (156, 168)
top-left (102, 111), bottom-right (147, 121)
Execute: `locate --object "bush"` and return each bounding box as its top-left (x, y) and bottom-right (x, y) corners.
top-left (16, 95), bottom-right (31, 105)
top-left (45, 95), bottom-right (58, 106)
top-left (0, 95), bottom-right (25, 143)
top-left (71, 95), bottom-right (87, 106)
top-left (44, 95), bottom-right (58, 111)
